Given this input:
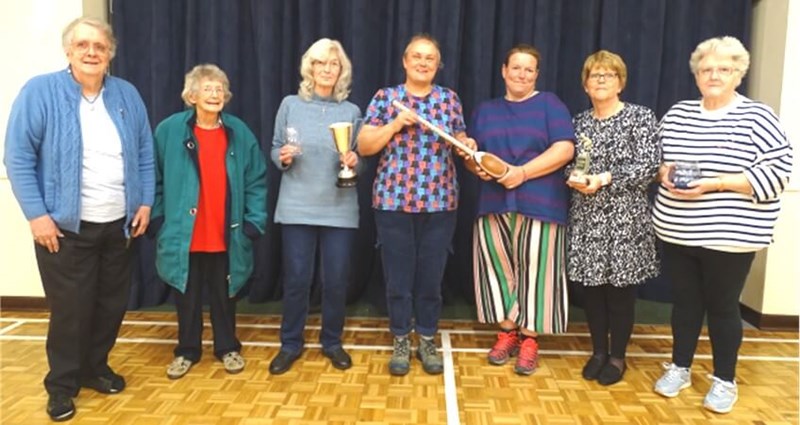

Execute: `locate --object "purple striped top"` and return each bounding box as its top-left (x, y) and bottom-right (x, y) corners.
top-left (469, 92), bottom-right (575, 224)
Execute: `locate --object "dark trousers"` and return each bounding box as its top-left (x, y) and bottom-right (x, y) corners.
top-left (173, 252), bottom-right (240, 361)
top-left (374, 210), bottom-right (457, 337)
top-left (279, 225), bottom-right (355, 354)
top-left (662, 241), bottom-right (755, 381)
top-left (36, 219), bottom-right (131, 396)
top-left (582, 284), bottom-right (638, 359)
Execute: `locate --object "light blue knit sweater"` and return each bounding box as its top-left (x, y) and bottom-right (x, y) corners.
top-left (4, 68), bottom-right (155, 234)
top-left (271, 94), bottom-right (361, 228)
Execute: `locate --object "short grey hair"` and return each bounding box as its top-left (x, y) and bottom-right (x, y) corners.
top-left (181, 64), bottom-right (233, 107)
top-left (689, 36), bottom-right (750, 77)
top-left (62, 17), bottom-right (117, 59)
top-left (298, 38), bottom-right (353, 103)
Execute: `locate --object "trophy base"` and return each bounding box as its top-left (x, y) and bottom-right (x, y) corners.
top-left (336, 176), bottom-right (358, 188)
top-left (568, 174), bottom-right (589, 185)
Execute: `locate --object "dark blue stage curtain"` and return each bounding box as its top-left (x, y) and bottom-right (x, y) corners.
top-left (111, 0), bottom-right (752, 309)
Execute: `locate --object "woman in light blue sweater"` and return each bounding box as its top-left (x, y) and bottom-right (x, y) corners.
top-left (269, 38), bottom-right (361, 374)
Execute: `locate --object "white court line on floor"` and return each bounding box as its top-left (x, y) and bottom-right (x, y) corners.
top-left (0, 332), bottom-right (797, 362)
top-left (0, 320), bottom-right (24, 335)
top-left (441, 332), bottom-right (461, 425)
top-left (1, 317), bottom-right (797, 344)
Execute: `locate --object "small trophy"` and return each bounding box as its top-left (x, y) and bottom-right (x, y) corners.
top-left (284, 127), bottom-right (302, 156)
top-left (569, 133), bottom-right (593, 184)
top-left (329, 122), bottom-right (358, 188)
top-left (669, 161), bottom-right (702, 189)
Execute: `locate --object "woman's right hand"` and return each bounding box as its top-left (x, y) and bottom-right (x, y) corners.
top-left (658, 163), bottom-right (676, 189)
top-left (279, 144), bottom-right (296, 166)
top-left (392, 109), bottom-right (417, 132)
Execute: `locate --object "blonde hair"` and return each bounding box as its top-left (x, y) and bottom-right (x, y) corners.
top-left (581, 50), bottom-right (628, 90)
top-left (298, 38), bottom-right (353, 102)
top-left (181, 64), bottom-right (233, 107)
top-left (62, 17), bottom-right (117, 59)
top-left (689, 36), bottom-right (750, 77)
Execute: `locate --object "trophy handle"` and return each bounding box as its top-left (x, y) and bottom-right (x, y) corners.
top-left (351, 118), bottom-right (363, 151)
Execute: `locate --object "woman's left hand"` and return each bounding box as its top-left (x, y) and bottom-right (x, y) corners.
top-left (131, 206), bottom-right (151, 237)
top-left (567, 174), bottom-right (603, 195)
top-left (497, 165), bottom-right (526, 190)
top-left (341, 151), bottom-right (358, 168)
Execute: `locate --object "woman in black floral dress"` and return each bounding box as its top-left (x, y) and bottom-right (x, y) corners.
top-left (566, 50), bottom-right (661, 385)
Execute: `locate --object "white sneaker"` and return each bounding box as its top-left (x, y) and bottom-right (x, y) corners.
top-left (654, 362), bottom-right (691, 397)
top-left (703, 375), bottom-right (738, 414)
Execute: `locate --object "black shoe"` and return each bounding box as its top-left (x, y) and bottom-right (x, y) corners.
top-left (322, 347), bottom-right (352, 370)
top-left (597, 361), bottom-right (626, 386)
top-left (269, 350), bottom-right (301, 375)
top-left (581, 354), bottom-right (608, 381)
top-left (80, 371), bottom-right (126, 394)
top-left (47, 393), bottom-right (75, 422)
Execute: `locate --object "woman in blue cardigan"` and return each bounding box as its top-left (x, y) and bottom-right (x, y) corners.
top-left (4, 17), bottom-right (154, 421)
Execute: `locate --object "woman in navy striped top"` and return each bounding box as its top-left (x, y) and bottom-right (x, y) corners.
top-left (652, 36), bottom-right (793, 414)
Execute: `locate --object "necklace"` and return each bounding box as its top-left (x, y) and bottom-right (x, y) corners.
top-left (196, 118), bottom-right (222, 130)
top-left (81, 93), bottom-right (100, 111)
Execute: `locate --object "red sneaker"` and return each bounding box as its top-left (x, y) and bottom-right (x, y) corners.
top-left (488, 330), bottom-right (519, 365)
top-left (514, 337), bottom-right (539, 375)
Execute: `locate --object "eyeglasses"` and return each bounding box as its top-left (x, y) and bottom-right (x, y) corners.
top-left (72, 40), bottom-right (110, 55)
top-left (200, 86), bottom-right (225, 96)
top-left (588, 72), bottom-right (618, 81)
top-left (409, 53), bottom-right (438, 66)
top-left (697, 67), bottom-right (738, 78)
top-left (312, 60), bottom-right (341, 69)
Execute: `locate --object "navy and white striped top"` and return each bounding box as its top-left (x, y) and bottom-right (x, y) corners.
top-left (653, 94), bottom-right (793, 251)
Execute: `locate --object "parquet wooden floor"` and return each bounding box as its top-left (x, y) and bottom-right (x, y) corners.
top-left (0, 310), bottom-right (797, 424)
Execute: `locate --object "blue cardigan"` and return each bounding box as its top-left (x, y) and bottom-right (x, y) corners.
top-left (4, 68), bottom-right (155, 234)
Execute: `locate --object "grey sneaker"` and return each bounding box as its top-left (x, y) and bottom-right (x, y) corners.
top-left (222, 351), bottom-right (245, 374)
top-left (654, 362), bottom-right (692, 397)
top-left (166, 356), bottom-right (193, 380)
top-left (417, 337), bottom-right (443, 375)
top-left (389, 337), bottom-right (411, 376)
top-left (703, 375), bottom-right (738, 414)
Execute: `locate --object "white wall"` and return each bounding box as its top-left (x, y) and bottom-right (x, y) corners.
top-left (762, 0), bottom-right (800, 315)
top-left (0, 0), bottom-right (89, 297)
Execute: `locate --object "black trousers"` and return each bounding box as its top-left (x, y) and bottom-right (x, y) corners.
top-left (173, 252), bottom-right (240, 362)
top-left (36, 219), bottom-right (131, 396)
top-left (662, 241), bottom-right (755, 381)
top-left (582, 284), bottom-right (638, 359)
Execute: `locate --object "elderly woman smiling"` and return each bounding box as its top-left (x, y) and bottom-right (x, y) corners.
top-left (152, 64), bottom-right (268, 381)
top-left (652, 36), bottom-right (793, 414)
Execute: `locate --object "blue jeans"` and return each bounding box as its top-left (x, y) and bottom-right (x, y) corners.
top-left (279, 224), bottom-right (355, 354)
top-left (374, 210), bottom-right (457, 337)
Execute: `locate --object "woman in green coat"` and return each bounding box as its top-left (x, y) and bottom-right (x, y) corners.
top-left (151, 64), bottom-right (268, 380)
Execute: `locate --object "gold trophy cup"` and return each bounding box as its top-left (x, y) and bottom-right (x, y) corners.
top-left (329, 122), bottom-right (358, 188)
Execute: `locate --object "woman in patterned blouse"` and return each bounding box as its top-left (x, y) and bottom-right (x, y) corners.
top-left (566, 50), bottom-right (661, 385)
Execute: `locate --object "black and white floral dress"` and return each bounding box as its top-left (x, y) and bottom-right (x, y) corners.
top-left (567, 103), bottom-right (661, 287)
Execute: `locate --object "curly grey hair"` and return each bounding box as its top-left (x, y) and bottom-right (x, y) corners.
top-left (62, 17), bottom-right (117, 59)
top-left (181, 64), bottom-right (233, 107)
top-left (689, 36), bottom-right (750, 78)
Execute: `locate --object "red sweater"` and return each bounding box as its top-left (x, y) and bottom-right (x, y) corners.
top-left (190, 126), bottom-right (228, 252)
